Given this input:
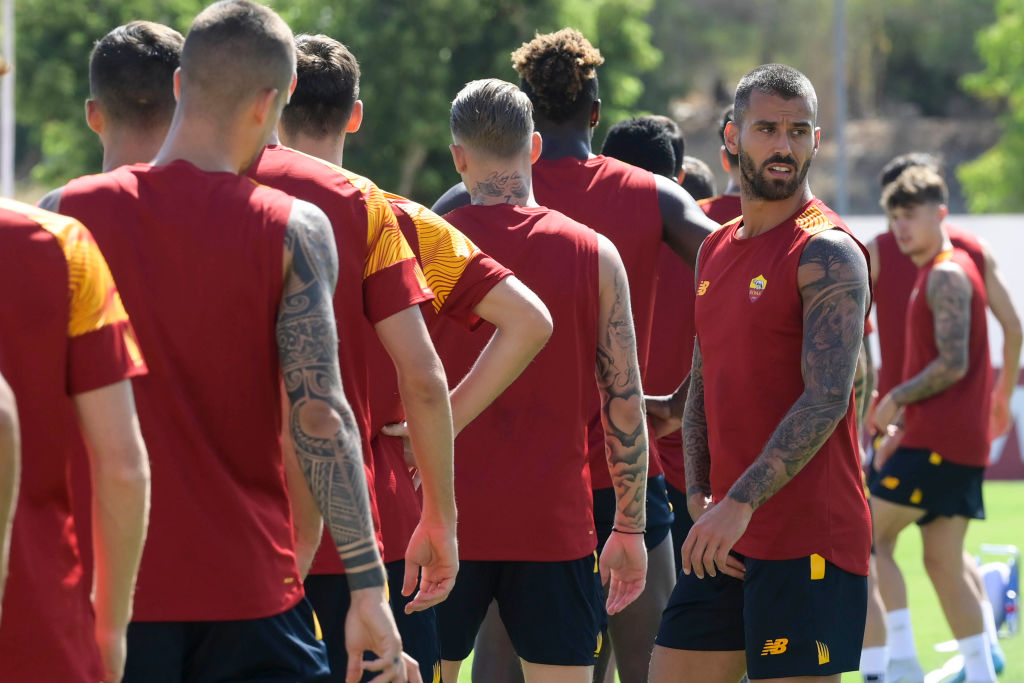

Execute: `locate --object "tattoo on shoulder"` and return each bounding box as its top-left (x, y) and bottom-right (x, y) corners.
top-left (470, 171), bottom-right (528, 204)
top-left (277, 208), bottom-right (383, 588)
top-left (728, 231), bottom-right (868, 510)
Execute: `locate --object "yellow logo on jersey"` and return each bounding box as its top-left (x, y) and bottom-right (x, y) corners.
top-left (697, 280), bottom-right (710, 296)
top-left (817, 641), bottom-right (830, 665)
top-left (761, 638), bottom-right (789, 655)
top-left (748, 274), bottom-right (768, 302)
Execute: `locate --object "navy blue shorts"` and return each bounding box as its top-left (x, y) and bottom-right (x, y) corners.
top-left (656, 554), bottom-right (867, 678)
top-left (665, 481), bottom-right (694, 576)
top-left (594, 474), bottom-right (674, 552)
top-left (123, 598), bottom-right (329, 682)
top-left (869, 446), bottom-right (986, 524)
top-left (386, 560), bottom-right (440, 683)
top-left (435, 554), bottom-right (606, 666)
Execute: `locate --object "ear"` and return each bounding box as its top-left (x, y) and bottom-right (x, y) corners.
top-left (173, 68), bottom-right (181, 100)
top-left (450, 143), bottom-right (468, 174)
top-left (937, 203), bottom-right (949, 222)
top-left (287, 72), bottom-right (297, 100)
top-left (529, 131), bottom-right (542, 164)
top-left (724, 121), bottom-right (739, 156)
top-left (719, 146), bottom-right (732, 173)
top-left (85, 99), bottom-right (104, 135)
top-left (346, 100), bottom-right (363, 133)
top-left (813, 127), bottom-right (822, 153)
top-left (590, 99), bottom-right (601, 128)
top-left (252, 88), bottom-right (280, 127)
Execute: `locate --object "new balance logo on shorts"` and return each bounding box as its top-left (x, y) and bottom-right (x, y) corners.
top-left (816, 640), bottom-right (830, 665)
top-left (761, 638), bottom-right (788, 655)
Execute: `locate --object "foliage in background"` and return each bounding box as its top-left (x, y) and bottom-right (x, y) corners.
top-left (958, 0), bottom-right (1024, 212)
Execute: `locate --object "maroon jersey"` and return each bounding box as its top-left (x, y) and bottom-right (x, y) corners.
top-left (0, 200), bottom-right (146, 681)
top-left (698, 193), bottom-right (742, 226)
top-left (694, 198), bottom-right (870, 575)
top-left (369, 195), bottom-right (511, 563)
top-left (532, 155), bottom-right (663, 486)
top-left (59, 161), bottom-right (308, 620)
top-left (248, 145), bottom-right (433, 576)
top-left (874, 225), bottom-right (986, 398)
top-left (430, 204), bottom-right (599, 561)
top-left (901, 249), bottom-right (991, 466)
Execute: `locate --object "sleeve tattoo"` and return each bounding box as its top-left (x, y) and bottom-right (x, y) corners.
top-left (682, 341), bottom-right (711, 499)
top-left (596, 266), bottom-right (648, 529)
top-left (276, 203), bottom-right (384, 589)
top-left (727, 231), bottom-right (868, 510)
top-left (890, 264), bottom-right (972, 406)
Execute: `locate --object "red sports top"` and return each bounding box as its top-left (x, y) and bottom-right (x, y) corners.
top-left (248, 145), bottom-right (433, 576)
top-left (698, 193), bottom-right (743, 226)
top-left (368, 195), bottom-right (511, 563)
top-left (874, 225), bottom-right (985, 398)
top-left (694, 198), bottom-right (871, 575)
top-left (430, 204), bottom-right (600, 561)
top-left (58, 161), bottom-right (312, 620)
top-left (901, 249), bottom-right (991, 466)
top-left (532, 155), bottom-right (663, 487)
top-left (0, 199), bottom-right (146, 681)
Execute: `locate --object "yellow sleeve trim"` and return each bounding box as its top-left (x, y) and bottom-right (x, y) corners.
top-left (795, 204), bottom-right (837, 235)
top-left (359, 181), bottom-right (419, 281)
top-left (396, 199), bottom-right (479, 312)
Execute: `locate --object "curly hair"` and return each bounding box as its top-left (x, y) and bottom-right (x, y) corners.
top-left (511, 28), bottom-right (604, 124)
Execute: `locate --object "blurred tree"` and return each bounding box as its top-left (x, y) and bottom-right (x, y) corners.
top-left (958, 0), bottom-right (1024, 212)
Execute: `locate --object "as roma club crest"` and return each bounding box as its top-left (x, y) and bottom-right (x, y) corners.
top-left (748, 274), bottom-right (767, 303)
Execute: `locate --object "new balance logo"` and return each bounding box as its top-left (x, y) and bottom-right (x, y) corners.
top-left (816, 640), bottom-right (830, 665)
top-left (697, 280), bottom-right (710, 296)
top-left (761, 638), bottom-right (788, 655)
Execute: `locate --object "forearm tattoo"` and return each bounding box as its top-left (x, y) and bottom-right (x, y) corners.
top-left (728, 232), bottom-right (868, 510)
top-left (277, 205), bottom-right (384, 589)
top-left (890, 265), bottom-right (972, 406)
top-left (597, 267), bottom-right (648, 528)
top-left (469, 171), bottom-right (528, 205)
top-left (682, 342), bottom-right (711, 499)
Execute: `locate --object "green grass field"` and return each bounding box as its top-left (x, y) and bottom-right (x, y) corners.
top-left (457, 481), bottom-right (1023, 683)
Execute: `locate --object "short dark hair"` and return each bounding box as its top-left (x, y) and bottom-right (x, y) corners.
top-left (879, 152), bottom-right (942, 189)
top-left (734, 64), bottom-right (817, 125)
top-left (281, 34), bottom-right (360, 140)
top-left (881, 166), bottom-right (948, 210)
top-left (648, 114), bottom-right (684, 178)
top-left (681, 156), bottom-right (717, 200)
top-left (180, 0), bottom-right (295, 117)
top-left (90, 21), bottom-right (183, 129)
top-left (450, 79), bottom-right (534, 158)
top-left (511, 28), bottom-right (603, 125)
top-left (601, 116), bottom-right (676, 179)
top-left (718, 106), bottom-right (738, 167)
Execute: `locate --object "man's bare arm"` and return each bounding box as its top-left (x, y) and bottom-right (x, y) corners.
top-left (728, 230), bottom-right (868, 510)
top-left (983, 244), bottom-right (1022, 406)
top-left (682, 342), bottom-right (711, 503)
top-left (277, 199), bottom-right (385, 589)
top-left (595, 234), bottom-right (648, 531)
top-left (280, 386), bottom-right (323, 579)
top-left (656, 174), bottom-right (717, 269)
top-left (889, 263), bottom-right (972, 407)
top-left (0, 374), bottom-right (18, 613)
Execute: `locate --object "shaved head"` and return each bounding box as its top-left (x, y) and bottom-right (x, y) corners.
top-left (180, 0), bottom-right (295, 117)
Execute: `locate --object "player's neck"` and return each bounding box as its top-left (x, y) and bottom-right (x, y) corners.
top-left (153, 112), bottom-right (257, 175)
top-left (278, 130), bottom-right (346, 168)
top-left (101, 127), bottom-right (167, 172)
top-left (737, 184), bottom-right (814, 238)
top-left (463, 163), bottom-right (538, 208)
top-left (911, 231), bottom-right (951, 267)
top-left (535, 122), bottom-right (593, 161)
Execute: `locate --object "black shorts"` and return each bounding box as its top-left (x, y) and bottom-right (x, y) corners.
top-left (869, 446), bottom-right (986, 524)
top-left (665, 481), bottom-right (695, 576)
top-left (124, 598), bottom-right (329, 683)
top-left (435, 554), bottom-right (606, 666)
top-left (594, 474), bottom-right (674, 551)
top-left (386, 560), bottom-right (440, 683)
top-left (656, 554), bottom-right (867, 678)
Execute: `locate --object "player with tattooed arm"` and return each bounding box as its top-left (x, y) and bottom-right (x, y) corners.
top-left (647, 64), bottom-right (871, 683)
top-left (428, 79), bottom-right (648, 683)
top-left (37, 2), bottom-right (408, 680)
top-left (871, 167), bottom-right (998, 683)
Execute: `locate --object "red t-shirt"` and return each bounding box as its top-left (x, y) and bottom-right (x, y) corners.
top-left (901, 249), bottom-right (991, 466)
top-left (532, 155), bottom-right (664, 487)
top-left (369, 195), bottom-right (511, 563)
top-left (248, 145), bottom-right (433, 576)
top-left (874, 225), bottom-right (985, 398)
top-left (0, 199), bottom-right (146, 681)
top-left (698, 193), bottom-right (742, 226)
top-left (431, 204), bottom-right (600, 561)
top-left (58, 161), bottom-right (310, 620)
top-left (694, 198), bottom-right (871, 576)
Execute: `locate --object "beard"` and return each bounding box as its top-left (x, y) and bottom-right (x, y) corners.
top-left (738, 145), bottom-right (812, 201)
